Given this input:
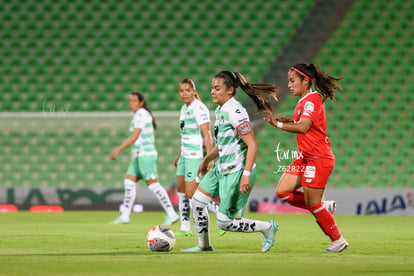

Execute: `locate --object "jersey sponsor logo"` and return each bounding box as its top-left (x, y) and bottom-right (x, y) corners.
top-left (304, 165), bottom-right (316, 178)
top-left (235, 109), bottom-right (241, 114)
top-left (303, 101), bottom-right (314, 116)
top-left (238, 117), bottom-right (248, 123)
top-left (236, 121), bottom-right (253, 136)
top-left (200, 113), bottom-right (209, 121)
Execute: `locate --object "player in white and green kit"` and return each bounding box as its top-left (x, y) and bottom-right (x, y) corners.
top-left (111, 92), bottom-right (178, 225)
top-left (173, 79), bottom-right (214, 236)
top-left (182, 71), bottom-right (279, 253)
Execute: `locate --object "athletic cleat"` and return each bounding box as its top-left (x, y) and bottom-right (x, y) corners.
top-left (325, 237), bottom-right (349, 253)
top-left (110, 216), bottom-right (130, 224)
top-left (175, 230), bottom-right (193, 237)
top-left (163, 215), bottom-right (179, 225)
top-left (219, 230), bottom-right (227, 236)
top-left (323, 200), bottom-right (337, 214)
top-left (261, 220), bottom-right (279, 252)
top-left (181, 246), bottom-right (214, 252)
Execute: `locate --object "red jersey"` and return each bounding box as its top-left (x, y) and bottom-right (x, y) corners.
top-left (293, 91), bottom-right (335, 159)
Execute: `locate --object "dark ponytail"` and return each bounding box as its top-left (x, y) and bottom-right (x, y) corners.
top-left (291, 64), bottom-right (343, 101)
top-left (130, 92), bottom-right (157, 130)
top-left (214, 71), bottom-right (279, 112)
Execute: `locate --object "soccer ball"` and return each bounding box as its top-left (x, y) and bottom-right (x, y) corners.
top-left (146, 225), bottom-right (176, 252)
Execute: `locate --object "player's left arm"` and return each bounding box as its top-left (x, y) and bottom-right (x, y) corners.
top-left (278, 117), bottom-right (312, 134)
top-left (264, 97), bottom-right (317, 134)
top-left (239, 131), bottom-right (257, 173)
top-left (200, 123), bottom-right (213, 155)
top-left (237, 122), bottom-right (257, 195)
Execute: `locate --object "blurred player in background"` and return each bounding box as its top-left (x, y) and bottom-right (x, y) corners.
top-left (173, 78), bottom-right (215, 237)
top-left (110, 92), bottom-right (178, 225)
top-left (264, 63), bottom-right (348, 253)
top-left (182, 71), bottom-right (279, 252)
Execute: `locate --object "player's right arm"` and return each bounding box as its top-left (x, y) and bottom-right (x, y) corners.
top-left (110, 128), bottom-right (142, 160)
top-left (173, 149), bottom-right (181, 167)
top-left (197, 145), bottom-right (219, 177)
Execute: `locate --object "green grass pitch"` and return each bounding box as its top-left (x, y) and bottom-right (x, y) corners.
top-left (1, 211), bottom-right (413, 276)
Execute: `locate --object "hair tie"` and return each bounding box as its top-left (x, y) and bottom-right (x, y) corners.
top-left (291, 67), bottom-right (314, 82)
top-left (231, 72), bottom-right (237, 80)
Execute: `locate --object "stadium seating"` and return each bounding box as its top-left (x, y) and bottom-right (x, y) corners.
top-left (0, 0), bottom-right (412, 190)
top-left (0, 0), bottom-right (315, 188)
top-left (0, 0), bottom-right (315, 112)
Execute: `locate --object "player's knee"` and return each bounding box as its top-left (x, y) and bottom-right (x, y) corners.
top-left (189, 197), bottom-right (203, 211)
top-left (184, 181), bottom-right (197, 198)
top-left (124, 178), bottom-right (136, 187)
top-left (190, 189), bottom-right (210, 212)
top-left (215, 211), bottom-right (232, 230)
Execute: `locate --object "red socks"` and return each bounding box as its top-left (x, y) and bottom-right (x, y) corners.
top-left (276, 191), bottom-right (307, 209)
top-left (308, 202), bottom-right (341, 241)
top-left (276, 192), bottom-right (342, 241)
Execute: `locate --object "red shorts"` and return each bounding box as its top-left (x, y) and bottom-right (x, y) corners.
top-left (286, 157), bottom-right (335, 188)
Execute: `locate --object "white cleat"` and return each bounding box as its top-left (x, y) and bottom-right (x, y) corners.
top-left (111, 216), bottom-right (130, 224)
top-left (325, 237), bottom-right (349, 253)
top-left (323, 200), bottom-right (337, 214)
top-left (163, 215), bottom-right (179, 225)
top-left (181, 246), bottom-right (214, 252)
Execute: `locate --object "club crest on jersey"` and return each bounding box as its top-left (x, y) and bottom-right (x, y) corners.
top-left (217, 115), bottom-right (225, 125)
top-left (303, 101), bottom-right (314, 116)
top-left (236, 121), bottom-right (252, 136)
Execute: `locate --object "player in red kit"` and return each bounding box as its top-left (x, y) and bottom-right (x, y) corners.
top-left (264, 63), bottom-right (348, 253)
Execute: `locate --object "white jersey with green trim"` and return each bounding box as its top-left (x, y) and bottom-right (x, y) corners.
top-left (130, 108), bottom-right (157, 157)
top-left (214, 97), bottom-right (252, 175)
top-left (179, 99), bottom-right (210, 159)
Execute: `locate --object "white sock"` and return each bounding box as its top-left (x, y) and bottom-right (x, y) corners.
top-left (148, 182), bottom-right (177, 218)
top-left (191, 189), bottom-right (213, 248)
top-left (216, 211), bottom-right (271, 233)
top-left (121, 179), bottom-right (136, 220)
top-left (178, 192), bottom-right (190, 232)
